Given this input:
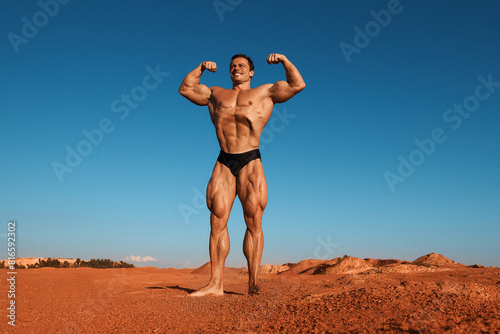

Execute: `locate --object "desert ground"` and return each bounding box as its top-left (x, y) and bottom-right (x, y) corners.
top-left (3, 253), bottom-right (500, 333)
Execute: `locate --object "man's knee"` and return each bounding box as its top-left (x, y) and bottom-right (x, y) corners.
top-left (244, 216), bottom-right (263, 235)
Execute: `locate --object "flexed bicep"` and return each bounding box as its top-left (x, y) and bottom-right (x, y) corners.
top-left (268, 80), bottom-right (299, 104)
top-left (182, 83), bottom-right (212, 106)
top-left (179, 62), bottom-right (217, 106)
top-left (266, 54), bottom-right (305, 104)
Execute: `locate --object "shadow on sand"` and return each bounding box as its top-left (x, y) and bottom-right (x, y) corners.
top-left (146, 285), bottom-right (243, 296)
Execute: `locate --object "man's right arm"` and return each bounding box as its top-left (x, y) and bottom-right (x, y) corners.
top-left (178, 62), bottom-right (217, 106)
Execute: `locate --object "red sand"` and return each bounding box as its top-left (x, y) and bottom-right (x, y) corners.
top-left (4, 254), bottom-right (500, 333)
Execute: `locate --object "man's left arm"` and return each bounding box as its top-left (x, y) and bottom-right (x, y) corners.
top-left (267, 54), bottom-right (306, 104)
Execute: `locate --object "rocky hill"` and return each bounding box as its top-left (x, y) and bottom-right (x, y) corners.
top-left (257, 253), bottom-right (478, 275)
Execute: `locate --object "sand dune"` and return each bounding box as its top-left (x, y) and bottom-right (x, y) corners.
top-left (413, 252), bottom-right (466, 268)
top-left (257, 253), bottom-right (472, 276)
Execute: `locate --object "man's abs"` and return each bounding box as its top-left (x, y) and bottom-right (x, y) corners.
top-left (211, 107), bottom-right (262, 153)
top-left (209, 85), bottom-right (274, 153)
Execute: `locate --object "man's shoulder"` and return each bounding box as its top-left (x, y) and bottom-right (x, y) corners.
top-left (209, 86), bottom-right (233, 99)
top-left (253, 83), bottom-right (274, 90)
top-left (209, 86), bottom-right (224, 92)
top-left (247, 84), bottom-right (273, 96)
top-left (250, 84), bottom-right (274, 100)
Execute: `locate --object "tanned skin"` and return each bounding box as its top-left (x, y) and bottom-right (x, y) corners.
top-left (179, 53), bottom-right (305, 296)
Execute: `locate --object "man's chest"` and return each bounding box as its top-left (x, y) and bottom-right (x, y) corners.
top-left (211, 89), bottom-right (258, 108)
top-left (209, 88), bottom-right (273, 126)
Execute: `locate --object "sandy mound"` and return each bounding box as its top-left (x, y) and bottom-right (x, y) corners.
top-left (280, 256), bottom-right (403, 275)
top-left (264, 253), bottom-right (466, 276)
top-left (364, 258), bottom-right (404, 267)
top-left (191, 262), bottom-right (211, 275)
top-left (413, 252), bottom-right (465, 268)
top-left (259, 264), bottom-right (290, 274)
top-left (310, 256), bottom-right (373, 275)
top-left (279, 259), bottom-right (331, 275)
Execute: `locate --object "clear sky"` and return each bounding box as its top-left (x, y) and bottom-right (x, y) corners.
top-left (1, 0), bottom-right (499, 268)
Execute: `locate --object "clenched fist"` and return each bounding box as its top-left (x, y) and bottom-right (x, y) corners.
top-left (201, 61), bottom-right (217, 72)
top-left (267, 53), bottom-right (287, 65)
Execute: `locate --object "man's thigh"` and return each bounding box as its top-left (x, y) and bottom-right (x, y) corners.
top-left (207, 162), bottom-right (237, 220)
top-left (237, 159), bottom-right (268, 217)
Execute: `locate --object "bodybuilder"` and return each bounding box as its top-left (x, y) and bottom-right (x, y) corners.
top-left (179, 53), bottom-right (305, 296)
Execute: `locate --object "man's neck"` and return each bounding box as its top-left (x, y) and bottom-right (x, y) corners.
top-left (232, 81), bottom-right (251, 91)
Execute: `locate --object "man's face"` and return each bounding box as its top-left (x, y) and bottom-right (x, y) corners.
top-left (230, 57), bottom-right (254, 83)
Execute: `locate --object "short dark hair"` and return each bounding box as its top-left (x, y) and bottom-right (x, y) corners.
top-left (230, 54), bottom-right (254, 72)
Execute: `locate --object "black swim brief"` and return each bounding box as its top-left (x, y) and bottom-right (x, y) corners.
top-left (217, 149), bottom-right (261, 177)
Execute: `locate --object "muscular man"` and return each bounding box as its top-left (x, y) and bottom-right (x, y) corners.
top-left (179, 53), bottom-right (305, 296)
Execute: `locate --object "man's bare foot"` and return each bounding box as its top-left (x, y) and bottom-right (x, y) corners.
top-left (189, 284), bottom-right (224, 297)
top-left (248, 285), bottom-right (260, 295)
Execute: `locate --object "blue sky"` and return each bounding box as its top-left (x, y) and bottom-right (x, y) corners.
top-left (1, 0), bottom-right (499, 268)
